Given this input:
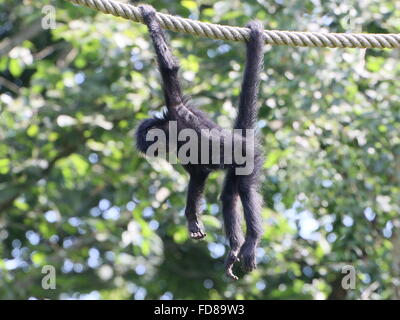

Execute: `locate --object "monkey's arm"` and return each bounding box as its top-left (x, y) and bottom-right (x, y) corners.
top-left (235, 21), bottom-right (265, 131)
top-left (140, 5), bottom-right (184, 108)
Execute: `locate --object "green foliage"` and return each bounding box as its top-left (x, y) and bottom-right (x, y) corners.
top-left (0, 0), bottom-right (399, 300)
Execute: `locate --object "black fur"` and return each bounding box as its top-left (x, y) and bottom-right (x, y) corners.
top-left (136, 5), bottom-right (265, 279)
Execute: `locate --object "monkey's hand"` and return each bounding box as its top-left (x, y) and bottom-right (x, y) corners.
top-left (139, 4), bottom-right (157, 22)
top-left (246, 20), bottom-right (264, 40)
top-left (188, 220), bottom-right (206, 240)
top-left (140, 4), bottom-right (160, 31)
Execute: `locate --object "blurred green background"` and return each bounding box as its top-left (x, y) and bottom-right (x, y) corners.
top-left (0, 0), bottom-right (399, 300)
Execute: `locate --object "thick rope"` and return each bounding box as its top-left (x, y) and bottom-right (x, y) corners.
top-left (65, 0), bottom-right (400, 49)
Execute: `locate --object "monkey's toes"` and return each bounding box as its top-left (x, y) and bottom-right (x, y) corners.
top-left (188, 220), bottom-right (206, 239)
top-left (190, 230), bottom-right (206, 240)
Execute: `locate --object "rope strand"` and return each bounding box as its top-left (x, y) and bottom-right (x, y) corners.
top-left (65, 0), bottom-right (400, 49)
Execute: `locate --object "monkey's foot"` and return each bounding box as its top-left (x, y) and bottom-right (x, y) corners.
top-left (225, 251), bottom-right (240, 280)
top-left (239, 244), bottom-right (257, 272)
top-left (190, 231), bottom-right (206, 240)
top-left (188, 221), bottom-right (206, 240)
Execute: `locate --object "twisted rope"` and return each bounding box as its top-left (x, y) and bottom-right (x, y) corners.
top-left (65, 0), bottom-right (400, 49)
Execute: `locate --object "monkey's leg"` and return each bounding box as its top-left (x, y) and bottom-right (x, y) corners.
top-left (221, 169), bottom-right (245, 280)
top-left (185, 173), bottom-right (208, 240)
top-left (238, 173), bottom-right (263, 272)
top-left (140, 5), bottom-right (183, 107)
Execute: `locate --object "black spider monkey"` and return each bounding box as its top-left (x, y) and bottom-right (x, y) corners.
top-left (136, 5), bottom-right (265, 280)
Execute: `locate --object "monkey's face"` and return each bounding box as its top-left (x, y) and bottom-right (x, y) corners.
top-left (135, 117), bottom-right (169, 155)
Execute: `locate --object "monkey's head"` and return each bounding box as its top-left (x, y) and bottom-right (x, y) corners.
top-left (135, 113), bottom-right (169, 155)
